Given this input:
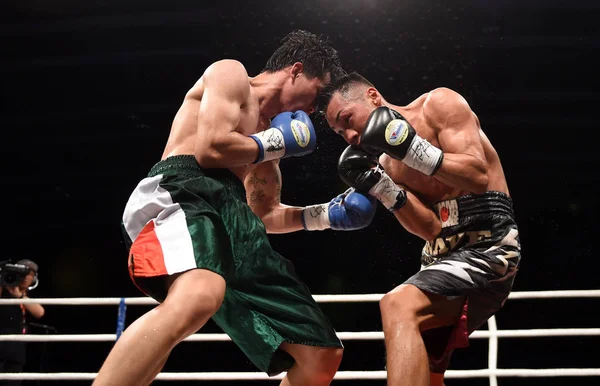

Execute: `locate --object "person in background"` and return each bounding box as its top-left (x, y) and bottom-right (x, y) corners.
top-left (0, 259), bottom-right (45, 386)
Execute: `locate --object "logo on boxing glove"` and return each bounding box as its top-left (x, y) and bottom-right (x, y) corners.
top-left (291, 120), bottom-right (311, 148)
top-left (385, 119), bottom-right (410, 146)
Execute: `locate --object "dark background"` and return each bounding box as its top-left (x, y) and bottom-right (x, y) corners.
top-left (2, 0), bottom-right (599, 385)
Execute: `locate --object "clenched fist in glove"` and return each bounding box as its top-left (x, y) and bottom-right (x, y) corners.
top-left (250, 110), bottom-right (317, 163)
top-left (360, 106), bottom-right (443, 176)
top-left (301, 188), bottom-right (377, 231)
top-left (337, 145), bottom-right (407, 212)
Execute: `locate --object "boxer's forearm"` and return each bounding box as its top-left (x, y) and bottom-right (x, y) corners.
top-left (195, 132), bottom-right (260, 168)
top-left (392, 191), bottom-right (441, 241)
top-left (261, 204), bottom-right (305, 234)
top-left (432, 153), bottom-right (488, 194)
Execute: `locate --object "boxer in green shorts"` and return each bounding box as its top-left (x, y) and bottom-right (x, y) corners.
top-left (93, 30), bottom-right (377, 386)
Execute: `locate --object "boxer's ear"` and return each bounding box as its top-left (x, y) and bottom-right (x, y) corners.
top-left (290, 62), bottom-right (303, 80)
top-left (366, 87), bottom-right (381, 106)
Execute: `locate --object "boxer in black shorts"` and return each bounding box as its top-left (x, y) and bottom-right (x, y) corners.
top-left (322, 72), bottom-right (521, 386)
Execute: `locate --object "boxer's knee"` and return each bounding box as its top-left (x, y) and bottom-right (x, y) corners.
top-left (380, 284), bottom-right (466, 332)
top-left (160, 269), bottom-right (226, 338)
top-left (380, 284), bottom-right (424, 328)
top-left (281, 343), bottom-right (343, 385)
top-left (302, 347), bottom-right (343, 385)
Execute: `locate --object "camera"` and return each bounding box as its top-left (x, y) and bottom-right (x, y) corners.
top-left (0, 261), bottom-right (32, 287)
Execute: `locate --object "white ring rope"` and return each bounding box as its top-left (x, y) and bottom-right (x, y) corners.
top-left (2, 289), bottom-right (600, 305)
top-left (487, 315), bottom-right (499, 386)
top-left (1, 328), bottom-right (600, 342)
top-left (1, 369), bottom-right (600, 381)
top-left (0, 289), bottom-right (598, 382)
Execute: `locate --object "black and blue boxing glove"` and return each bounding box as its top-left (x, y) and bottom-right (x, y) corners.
top-left (301, 188), bottom-right (377, 231)
top-left (250, 110), bottom-right (317, 163)
top-left (337, 145), bottom-right (407, 212)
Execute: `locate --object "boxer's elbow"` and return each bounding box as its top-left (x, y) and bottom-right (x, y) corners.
top-left (436, 154), bottom-right (488, 194)
top-left (471, 166), bottom-right (489, 195)
top-left (464, 157), bottom-right (489, 194)
top-left (260, 211), bottom-right (277, 233)
top-left (419, 217), bottom-right (442, 241)
top-left (196, 148), bottom-right (222, 168)
top-left (196, 136), bottom-right (233, 167)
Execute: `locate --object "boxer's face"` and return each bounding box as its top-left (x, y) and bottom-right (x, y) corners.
top-left (325, 90), bottom-right (375, 146)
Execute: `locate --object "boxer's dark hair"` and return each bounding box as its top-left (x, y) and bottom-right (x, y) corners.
top-left (317, 71), bottom-right (375, 118)
top-left (263, 30), bottom-right (343, 81)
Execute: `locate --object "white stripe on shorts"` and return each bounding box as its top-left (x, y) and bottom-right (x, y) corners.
top-left (123, 174), bottom-right (197, 275)
top-left (422, 260), bottom-right (487, 285)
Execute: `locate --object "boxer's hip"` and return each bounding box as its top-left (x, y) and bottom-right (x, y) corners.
top-left (422, 191), bottom-right (520, 265)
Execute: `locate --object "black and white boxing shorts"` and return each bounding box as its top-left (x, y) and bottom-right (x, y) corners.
top-left (404, 191), bottom-right (521, 373)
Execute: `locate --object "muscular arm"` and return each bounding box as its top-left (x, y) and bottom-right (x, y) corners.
top-left (392, 185), bottom-right (442, 241)
top-left (244, 161), bottom-right (305, 234)
top-left (424, 88), bottom-right (489, 194)
top-left (192, 60), bottom-right (259, 168)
